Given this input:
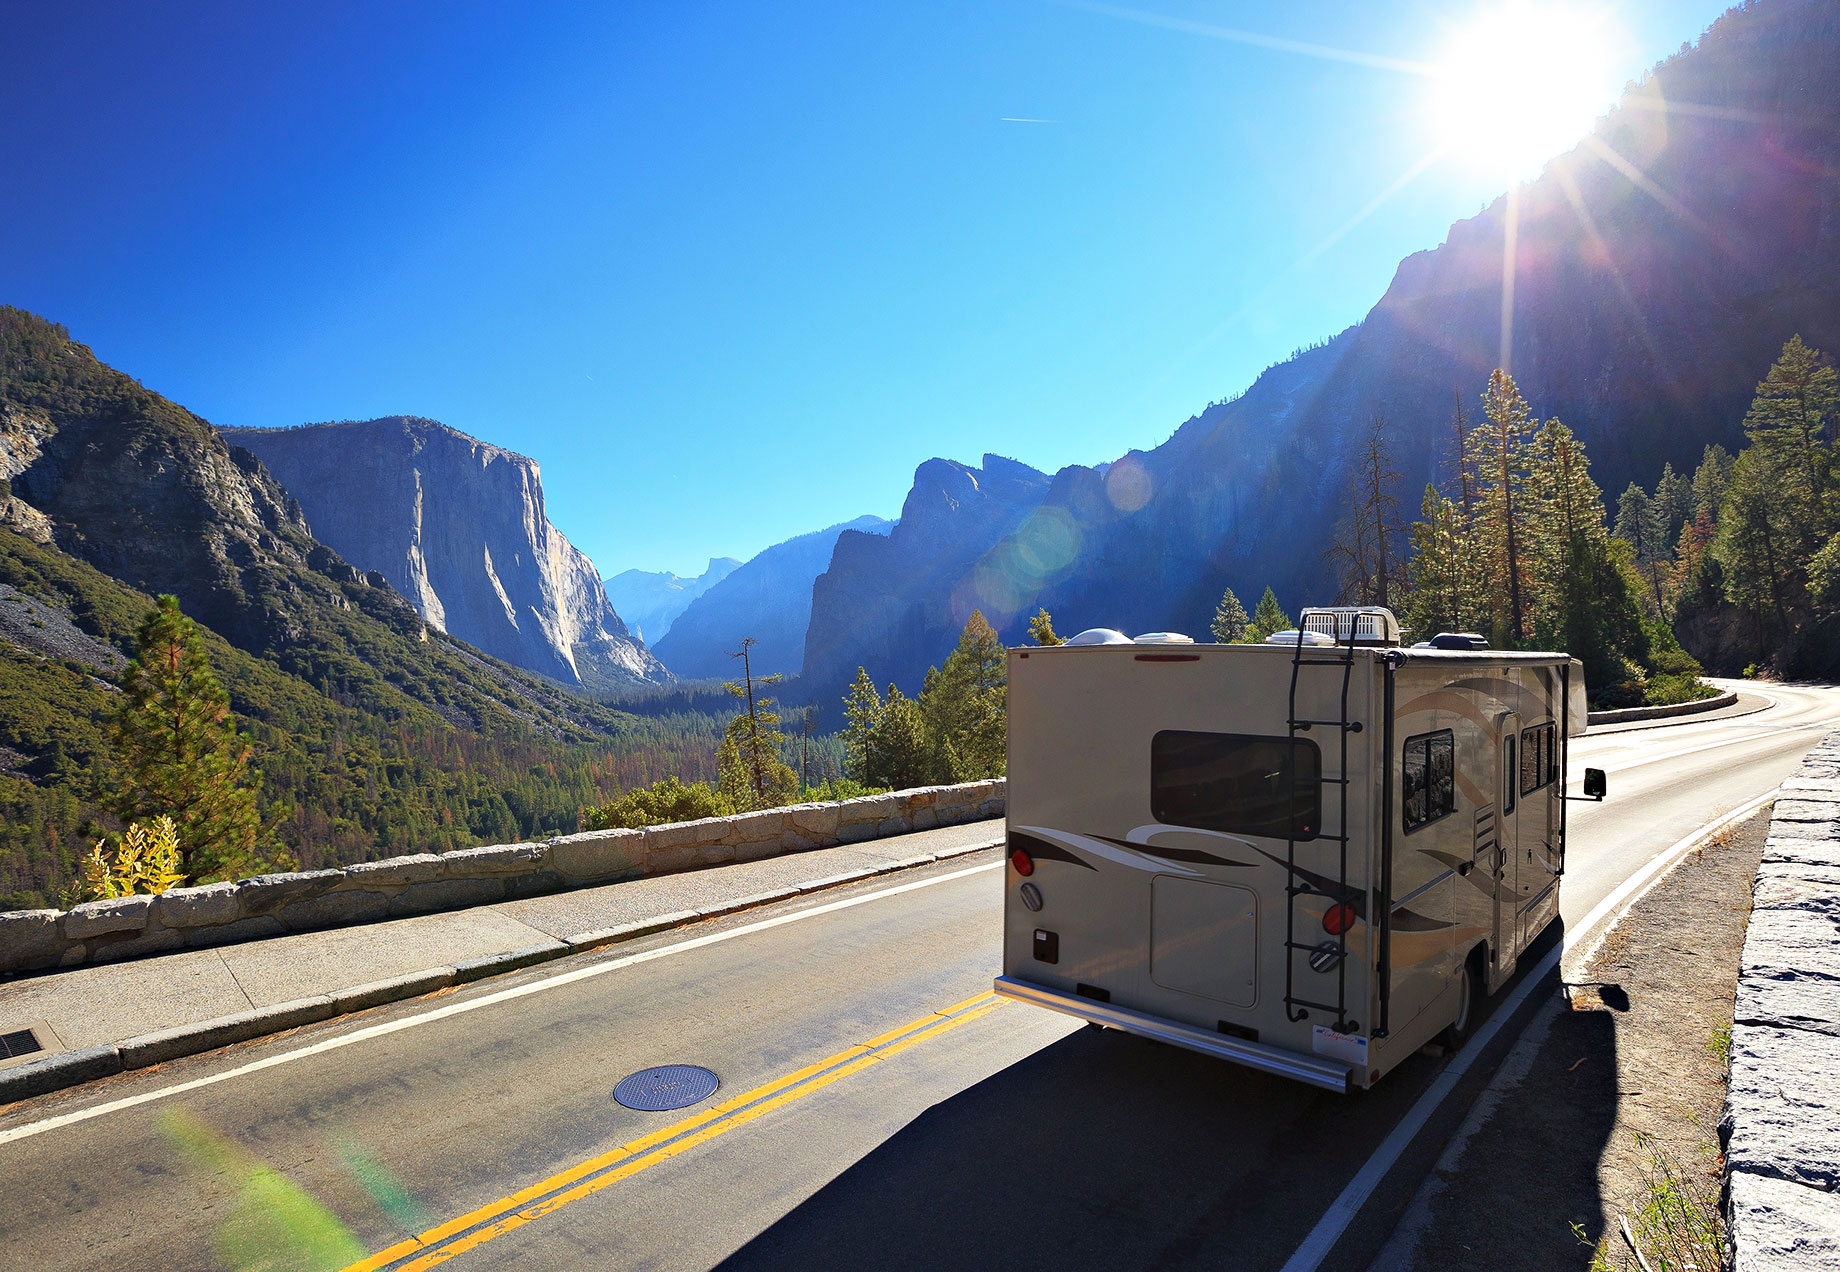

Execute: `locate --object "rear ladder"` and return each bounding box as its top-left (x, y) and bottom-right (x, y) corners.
top-left (1282, 619), bottom-right (1361, 1032)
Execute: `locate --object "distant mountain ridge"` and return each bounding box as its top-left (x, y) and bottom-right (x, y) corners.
top-left (654, 515), bottom-right (892, 680)
top-left (605, 557), bottom-right (741, 644)
top-left (223, 418), bottom-right (667, 692)
top-left (800, 0), bottom-right (1840, 700)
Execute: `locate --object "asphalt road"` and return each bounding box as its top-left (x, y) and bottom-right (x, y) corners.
top-left (1, 680), bottom-right (1835, 1272)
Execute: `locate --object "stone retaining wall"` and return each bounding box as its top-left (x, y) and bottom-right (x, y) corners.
top-left (0, 780), bottom-right (1006, 976)
top-left (1586, 689), bottom-right (1738, 726)
top-left (1723, 732), bottom-right (1840, 1269)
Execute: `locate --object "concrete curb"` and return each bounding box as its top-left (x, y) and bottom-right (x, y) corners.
top-left (1724, 729), bottom-right (1840, 1271)
top-left (0, 835), bottom-right (1002, 1109)
top-left (1586, 689), bottom-right (1738, 726)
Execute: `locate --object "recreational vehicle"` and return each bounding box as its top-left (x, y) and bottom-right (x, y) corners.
top-left (993, 607), bottom-right (1597, 1092)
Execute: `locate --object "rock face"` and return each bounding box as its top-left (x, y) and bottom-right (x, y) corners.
top-left (654, 515), bottom-right (891, 680)
top-left (801, 458), bottom-right (1047, 704)
top-left (604, 557), bottom-right (741, 643)
top-left (800, 0), bottom-right (1840, 698)
top-left (224, 419), bottom-right (665, 691)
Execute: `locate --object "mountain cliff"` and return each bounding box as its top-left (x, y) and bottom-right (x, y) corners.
top-left (223, 418), bottom-right (666, 692)
top-left (605, 557), bottom-right (741, 643)
top-left (800, 0), bottom-right (1840, 697)
top-left (653, 515), bottom-right (891, 680)
top-left (802, 457), bottom-right (1049, 702)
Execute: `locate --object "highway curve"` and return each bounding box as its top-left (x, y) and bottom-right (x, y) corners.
top-left (0, 680), bottom-right (1835, 1272)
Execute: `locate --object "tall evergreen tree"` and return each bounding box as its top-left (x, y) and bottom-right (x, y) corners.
top-left (1613, 481), bottom-right (1667, 613)
top-left (1741, 334), bottom-right (1838, 550)
top-left (1691, 443), bottom-right (1734, 519)
top-left (841, 668), bottom-right (883, 784)
top-left (1210, 587), bottom-right (1250, 643)
top-left (920, 611), bottom-right (1007, 780)
top-left (1404, 484), bottom-right (1480, 637)
top-left (1469, 370), bottom-right (1537, 644)
top-left (1245, 587), bottom-right (1288, 642)
top-left (1525, 421), bottom-right (1644, 689)
top-left (114, 595), bottom-right (265, 883)
top-left (722, 637), bottom-right (797, 809)
top-left (1652, 462), bottom-right (1692, 549)
top-left (1327, 412), bottom-right (1404, 608)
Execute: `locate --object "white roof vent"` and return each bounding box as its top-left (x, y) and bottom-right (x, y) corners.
top-left (1265, 628), bottom-right (1336, 647)
top-left (1132, 632), bottom-right (1194, 645)
top-left (1065, 627), bottom-right (1133, 646)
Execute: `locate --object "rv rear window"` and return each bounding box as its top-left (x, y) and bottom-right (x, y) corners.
top-left (1403, 729), bottom-right (1455, 833)
top-left (1150, 731), bottom-right (1321, 841)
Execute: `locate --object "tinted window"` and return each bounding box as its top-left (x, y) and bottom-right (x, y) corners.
top-left (1503, 735), bottom-right (1517, 814)
top-left (1404, 729), bottom-right (1455, 833)
top-left (1151, 731), bottom-right (1321, 840)
top-left (1520, 723), bottom-right (1557, 794)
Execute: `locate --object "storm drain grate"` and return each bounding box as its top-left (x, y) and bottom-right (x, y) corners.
top-left (613, 1065), bottom-right (719, 1112)
top-left (0, 1029), bottom-right (42, 1060)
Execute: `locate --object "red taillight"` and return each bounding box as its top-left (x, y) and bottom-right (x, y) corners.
top-left (1010, 847), bottom-right (1035, 877)
top-left (1322, 903), bottom-right (1356, 936)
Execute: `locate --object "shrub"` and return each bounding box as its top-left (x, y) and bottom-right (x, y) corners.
top-left (584, 776), bottom-right (735, 830)
top-left (1645, 674), bottom-right (1718, 707)
top-left (67, 816), bottom-right (185, 904)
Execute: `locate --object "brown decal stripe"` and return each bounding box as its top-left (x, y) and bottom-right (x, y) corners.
top-left (1091, 836), bottom-right (1254, 867)
top-left (1009, 830), bottom-right (1098, 871)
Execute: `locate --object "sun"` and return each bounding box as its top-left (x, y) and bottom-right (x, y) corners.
top-left (1428, 2), bottom-right (1626, 182)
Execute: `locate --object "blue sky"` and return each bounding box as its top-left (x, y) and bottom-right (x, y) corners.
top-left (2, 1), bottom-right (1731, 578)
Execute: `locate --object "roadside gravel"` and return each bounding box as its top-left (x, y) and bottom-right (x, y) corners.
top-left (1368, 807), bottom-right (1768, 1271)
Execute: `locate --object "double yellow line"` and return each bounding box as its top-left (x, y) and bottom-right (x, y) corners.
top-left (342, 992), bottom-right (1006, 1272)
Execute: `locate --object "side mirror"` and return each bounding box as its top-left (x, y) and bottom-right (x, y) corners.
top-left (1583, 768), bottom-right (1606, 801)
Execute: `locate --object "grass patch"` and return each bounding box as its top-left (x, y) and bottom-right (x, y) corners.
top-left (1575, 1130), bottom-right (1724, 1271)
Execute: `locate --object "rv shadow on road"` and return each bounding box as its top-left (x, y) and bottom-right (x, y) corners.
top-left (722, 930), bottom-right (1619, 1272)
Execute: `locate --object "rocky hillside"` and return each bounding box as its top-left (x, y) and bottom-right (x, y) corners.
top-left (801, 0), bottom-right (1840, 698)
top-left (605, 557), bottom-right (740, 644)
top-left (223, 418), bottom-right (667, 693)
top-left (654, 515), bottom-right (891, 681)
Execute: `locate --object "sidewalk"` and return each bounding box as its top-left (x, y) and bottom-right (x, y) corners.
top-left (0, 819), bottom-right (1003, 1105)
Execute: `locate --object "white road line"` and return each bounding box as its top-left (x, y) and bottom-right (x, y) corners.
top-left (1278, 789), bottom-right (1780, 1272)
top-left (0, 859), bottom-right (1005, 1148)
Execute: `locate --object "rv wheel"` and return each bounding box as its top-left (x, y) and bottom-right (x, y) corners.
top-left (1440, 953), bottom-right (1483, 1049)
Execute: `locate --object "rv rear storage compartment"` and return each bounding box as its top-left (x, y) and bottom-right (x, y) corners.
top-left (994, 610), bottom-right (1582, 1091)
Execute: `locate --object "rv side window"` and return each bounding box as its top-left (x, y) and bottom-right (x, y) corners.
top-left (1403, 729), bottom-right (1455, 833)
top-left (1520, 723), bottom-right (1557, 794)
top-left (1150, 731), bottom-right (1321, 840)
top-left (1503, 735), bottom-right (1516, 815)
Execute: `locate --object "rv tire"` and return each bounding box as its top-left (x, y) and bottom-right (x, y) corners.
top-left (1440, 950), bottom-right (1484, 1049)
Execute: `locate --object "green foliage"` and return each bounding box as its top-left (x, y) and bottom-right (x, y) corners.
top-left (800, 777), bottom-right (888, 802)
top-left (1244, 587), bottom-right (1288, 642)
top-left (70, 816), bottom-right (184, 904)
top-left (1026, 608), bottom-right (1062, 646)
top-left (584, 775), bottom-right (734, 830)
top-left (842, 611), bottom-right (1008, 789)
top-left (1469, 369), bottom-right (1538, 644)
top-left (1209, 587), bottom-right (1249, 643)
top-left (1809, 529), bottom-right (1840, 613)
top-left (115, 596), bottom-right (269, 883)
top-left (1404, 484), bottom-right (1483, 637)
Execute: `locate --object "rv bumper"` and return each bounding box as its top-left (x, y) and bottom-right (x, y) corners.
top-left (993, 975), bottom-right (1353, 1093)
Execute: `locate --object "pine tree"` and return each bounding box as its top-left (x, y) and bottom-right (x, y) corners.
top-left (1741, 335), bottom-right (1838, 550)
top-left (722, 637), bottom-right (797, 809)
top-left (1613, 481), bottom-right (1667, 613)
top-left (114, 595), bottom-right (265, 883)
top-left (1652, 462), bottom-right (1692, 549)
top-left (1245, 587), bottom-right (1288, 642)
top-left (841, 668), bottom-right (883, 784)
top-left (1524, 421), bottom-right (1643, 690)
top-left (1027, 608), bottom-right (1062, 646)
top-left (1715, 447), bottom-right (1799, 643)
top-left (1469, 370), bottom-right (1537, 644)
top-left (1691, 444), bottom-right (1734, 519)
top-left (1210, 587), bottom-right (1250, 643)
top-left (920, 611), bottom-right (1007, 780)
top-left (868, 686), bottom-right (930, 789)
top-left (1404, 484), bottom-right (1481, 637)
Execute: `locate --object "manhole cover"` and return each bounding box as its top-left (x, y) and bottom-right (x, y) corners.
top-left (614, 1064), bottom-right (719, 1112)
